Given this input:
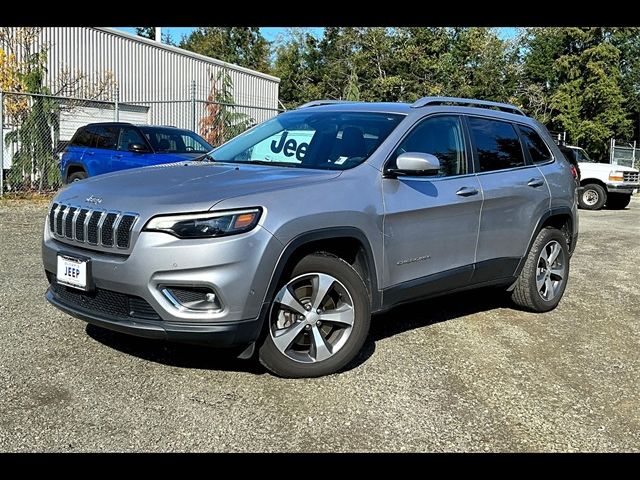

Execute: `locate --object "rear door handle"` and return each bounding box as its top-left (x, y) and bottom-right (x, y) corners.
top-left (113, 154), bottom-right (123, 159)
top-left (527, 178), bottom-right (544, 187)
top-left (456, 187), bottom-right (479, 197)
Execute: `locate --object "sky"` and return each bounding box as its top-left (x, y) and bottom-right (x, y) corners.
top-left (113, 27), bottom-right (518, 45)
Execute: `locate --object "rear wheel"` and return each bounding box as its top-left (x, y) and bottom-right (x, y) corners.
top-left (606, 193), bottom-right (631, 210)
top-left (511, 227), bottom-right (570, 312)
top-left (258, 253), bottom-right (370, 378)
top-left (578, 183), bottom-right (606, 210)
top-left (67, 171), bottom-right (88, 183)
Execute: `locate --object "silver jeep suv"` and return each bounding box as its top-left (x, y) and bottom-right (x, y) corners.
top-left (42, 97), bottom-right (579, 378)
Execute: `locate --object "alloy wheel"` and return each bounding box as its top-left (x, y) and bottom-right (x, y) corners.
top-left (269, 272), bottom-right (355, 363)
top-left (536, 240), bottom-right (566, 301)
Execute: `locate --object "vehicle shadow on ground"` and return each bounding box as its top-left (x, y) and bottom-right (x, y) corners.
top-left (86, 287), bottom-right (512, 376)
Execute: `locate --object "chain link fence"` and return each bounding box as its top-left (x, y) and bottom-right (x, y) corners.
top-left (609, 139), bottom-right (637, 169)
top-left (1, 86), bottom-right (283, 195)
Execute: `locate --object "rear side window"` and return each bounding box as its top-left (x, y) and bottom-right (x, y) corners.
top-left (519, 125), bottom-right (552, 164)
top-left (71, 128), bottom-right (92, 147)
top-left (85, 125), bottom-right (119, 150)
top-left (468, 117), bottom-right (526, 172)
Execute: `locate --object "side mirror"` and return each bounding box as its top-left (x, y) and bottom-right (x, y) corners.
top-left (386, 152), bottom-right (440, 177)
top-left (129, 143), bottom-right (149, 153)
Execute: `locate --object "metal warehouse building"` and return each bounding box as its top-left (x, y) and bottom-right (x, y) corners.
top-left (2, 27), bottom-right (281, 126)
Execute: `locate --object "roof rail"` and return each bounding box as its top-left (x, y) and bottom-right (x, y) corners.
top-left (411, 96), bottom-right (525, 116)
top-left (297, 100), bottom-right (355, 109)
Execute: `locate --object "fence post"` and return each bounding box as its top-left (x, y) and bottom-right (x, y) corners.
top-left (610, 138), bottom-right (614, 164)
top-left (114, 85), bottom-right (120, 122)
top-left (191, 80), bottom-right (196, 132)
top-left (0, 91), bottom-right (4, 197)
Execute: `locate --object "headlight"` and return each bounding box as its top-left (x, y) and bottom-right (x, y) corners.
top-left (609, 171), bottom-right (624, 182)
top-left (144, 208), bottom-right (262, 239)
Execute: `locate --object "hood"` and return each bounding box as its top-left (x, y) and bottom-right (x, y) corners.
top-left (579, 162), bottom-right (638, 173)
top-left (54, 162), bottom-right (342, 216)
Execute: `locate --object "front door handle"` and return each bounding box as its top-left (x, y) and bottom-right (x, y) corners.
top-left (456, 187), bottom-right (479, 197)
top-left (527, 178), bottom-right (544, 187)
top-left (113, 154), bottom-right (123, 159)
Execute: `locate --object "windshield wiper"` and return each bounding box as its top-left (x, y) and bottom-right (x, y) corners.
top-left (193, 152), bottom-right (216, 162)
top-left (228, 160), bottom-right (301, 168)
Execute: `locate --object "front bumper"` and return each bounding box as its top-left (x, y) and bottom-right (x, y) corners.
top-left (45, 288), bottom-right (263, 346)
top-left (43, 217), bottom-right (284, 345)
top-left (606, 183), bottom-right (640, 194)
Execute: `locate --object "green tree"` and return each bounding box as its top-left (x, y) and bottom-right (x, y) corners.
top-left (180, 27), bottom-right (271, 72)
top-left (199, 69), bottom-right (253, 146)
top-left (1, 27), bottom-right (61, 191)
top-left (273, 27), bottom-right (515, 106)
top-left (518, 27), bottom-right (634, 157)
top-left (344, 69), bottom-right (360, 101)
top-left (135, 27), bottom-right (155, 40)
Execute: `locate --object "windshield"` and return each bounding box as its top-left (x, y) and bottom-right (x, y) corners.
top-left (210, 111), bottom-right (405, 170)
top-left (140, 127), bottom-right (212, 154)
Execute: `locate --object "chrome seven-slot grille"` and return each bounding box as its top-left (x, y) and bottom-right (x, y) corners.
top-left (623, 171), bottom-right (639, 183)
top-left (49, 203), bottom-right (138, 249)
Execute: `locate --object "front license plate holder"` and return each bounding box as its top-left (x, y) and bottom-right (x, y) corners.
top-left (56, 252), bottom-right (94, 291)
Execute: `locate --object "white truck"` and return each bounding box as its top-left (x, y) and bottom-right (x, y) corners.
top-left (560, 145), bottom-right (639, 210)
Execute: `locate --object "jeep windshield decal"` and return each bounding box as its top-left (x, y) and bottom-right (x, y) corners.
top-left (211, 111), bottom-right (404, 171)
top-left (252, 131), bottom-right (312, 163)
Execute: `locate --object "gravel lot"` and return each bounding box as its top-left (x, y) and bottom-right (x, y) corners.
top-left (1, 197), bottom-right (638, 452)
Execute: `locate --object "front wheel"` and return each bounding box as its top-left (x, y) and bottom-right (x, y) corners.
top-left (258, 253), bottom-right (370, 378)
top-left (578, 183), bottom-right (606, 210)
top-left (606, 193), bottom-right (631, 210)
top-left (511, 227), bottom-right (570, 312)
top-left (67, 171), bottom-right (88, 183)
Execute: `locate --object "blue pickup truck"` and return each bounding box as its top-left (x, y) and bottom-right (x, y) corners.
top-left (60, 122), bottom-right (213, 183)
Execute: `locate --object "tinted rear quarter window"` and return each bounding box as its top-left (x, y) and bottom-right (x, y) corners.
top-left (85, 125), bottom-right (119, 150)
top-left (468, 117), bottom-right (525, 172)
top-left (519, 125), bottom-right (552, 163)
top-left (71, 128), bottom-right (93, 147)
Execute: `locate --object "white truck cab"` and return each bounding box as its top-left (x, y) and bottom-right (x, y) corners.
top-left (562, 145), bottom-right (639, 210)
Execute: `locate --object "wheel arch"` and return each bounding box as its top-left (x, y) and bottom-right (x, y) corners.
top-left (65, 163), bottom-right (88, 182)
top-left (580, 177), bottom-right (608, 191)
top-left (263, 227), bottom-right (381, 312)
top-left (512, 207), bottom-right (575, 282)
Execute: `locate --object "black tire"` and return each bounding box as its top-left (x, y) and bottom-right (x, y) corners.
top-left (606, 193), bottom-right (631, 210)
top-left (511, 227), bottom-right (570, 312)
top-left (578, 183), bottom-right (606, 210)
top-left (67, 171), bottom-right (88, 183)
top-left (258, 253), bottom-right (370, 378)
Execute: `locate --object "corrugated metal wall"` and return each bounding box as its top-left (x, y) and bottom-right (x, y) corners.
top-left (2, 27), bottom-right (280, 109)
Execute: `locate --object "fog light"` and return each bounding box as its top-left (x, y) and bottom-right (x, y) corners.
top-left (162, 286), bottom-right (222, 312)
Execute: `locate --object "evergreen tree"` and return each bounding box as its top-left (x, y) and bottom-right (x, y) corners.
top-left (180, 27), bottom-right (271, 72)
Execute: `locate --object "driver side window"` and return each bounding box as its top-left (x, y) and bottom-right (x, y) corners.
top-left (390, 115), bottom-right (467, 177)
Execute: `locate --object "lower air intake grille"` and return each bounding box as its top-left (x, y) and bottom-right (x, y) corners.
top-left (47, 272), bottom-right (160, 321)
